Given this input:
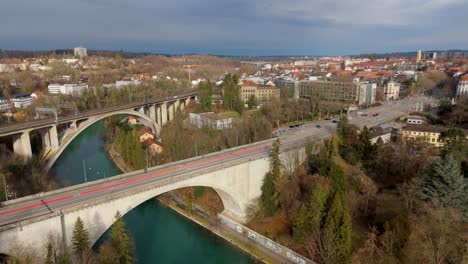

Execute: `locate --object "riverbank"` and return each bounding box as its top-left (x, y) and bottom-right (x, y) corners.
top-left (157, 194), bottom-right (284, 264)
top-left (106, 143), bottom-right (133, 173)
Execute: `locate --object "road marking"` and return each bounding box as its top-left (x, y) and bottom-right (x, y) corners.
top-left (0, 195), bottom-right (74, 216)
top-left (80, 169), bottom-right (177, 195)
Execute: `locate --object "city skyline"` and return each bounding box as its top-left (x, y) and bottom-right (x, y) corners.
top-left (1, 0), bottom-right (468, 56)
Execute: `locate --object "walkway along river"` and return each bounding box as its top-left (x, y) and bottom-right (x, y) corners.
top-left (51, 119), bottom-right (256, 264)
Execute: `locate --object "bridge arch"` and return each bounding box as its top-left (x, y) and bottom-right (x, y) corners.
top-left (46, 109), bottom-right (161, 170)
top-left (89, 183), bottom-right (242, 246)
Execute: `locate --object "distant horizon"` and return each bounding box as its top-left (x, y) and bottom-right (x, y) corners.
top-left (1, 46), bottom-right (467, 58)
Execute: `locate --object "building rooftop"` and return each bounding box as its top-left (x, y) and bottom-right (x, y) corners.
top-left (402, 125), bottom-right (446, 133)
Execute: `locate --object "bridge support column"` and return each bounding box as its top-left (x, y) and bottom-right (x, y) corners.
top-left (13, 131), bottom-right (32, 158)
top-left (180, 100), bottom-right (185, 112)
top-left (168, 103), bottom-right (174, 121)
top-left (161, 103), bottom-right (168, 125)
top-left (174, 100), bottom-right (180, 114)
top-left (49, 126), bottom-right (59, 149)
top-left (149, 104), bottom-right (156, 121)
top-left (185, 97), bottom-right (191, 107)
top-left (41, 128), bottom-right (51, 150)
top-left (70, 121), bottom-right (77, 130)
top-left (40, 126), bottom-right (59, 152)
top-left (138, 106), bottom-right (145, 115)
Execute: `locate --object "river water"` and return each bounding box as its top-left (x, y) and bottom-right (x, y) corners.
top-left (51, 120), bottom-right (256, 264)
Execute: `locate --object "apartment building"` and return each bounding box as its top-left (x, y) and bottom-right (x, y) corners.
top-left (0, 98), bottom-right (13, 112)
top-left (297, 80), bottom-right (358, 104)
top-left (239, 81), bottom-right (280, 103)
top-left (10, 94), bottom-right (34, 109)
top-left (402, 125), bottom-right (445, 147)
top-left (48, 83), bottom-right (89, 96)
top-left (384, 80), bottom-right (400, 100)
top-left (456, 74), bottom-right (468, 98)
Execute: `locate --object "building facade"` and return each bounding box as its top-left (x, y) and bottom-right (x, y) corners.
top-left (239, 81), bottom-right (280, 103)
top-left (48, 84), bottom-right (89, 96)
top-left (384, 80), bottom-right (400, 100)
top-left (189, 112), bottom-right (234, 130)
top-left (402, 125), bottom-right (445, 147)
top-left (74, 47), bottom-right (88, 59)
top-left (297, 80), bottom-right (359, 104)
top-left (456, 74), bottom-right (468, 98)
top-left (10, 94), bottom-right (34, 109)
top-left (358, 82), bottom-right (377, 106)
top-left (0, 98), bottom-right (13, 112)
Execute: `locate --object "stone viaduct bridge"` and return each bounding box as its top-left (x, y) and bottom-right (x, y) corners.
top-left (0, 92), bottom-right (197, 168)
top-left (0, 130), bottom-right (323, 258)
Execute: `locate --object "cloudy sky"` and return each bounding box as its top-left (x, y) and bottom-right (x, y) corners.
top-left (1, 0), bottom-right (467, 55)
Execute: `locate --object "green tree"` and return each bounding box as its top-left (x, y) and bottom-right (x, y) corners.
top-left (221, 74), bottom-right (243, 114)
top-left (308, 179), bottom-right (330, 231)
top-left (293, 204), bottom-right (309, 240)
top-left (198, 80), bottom-right (213, 111)
top-left (72, 217), bottom-right (90, 263)
top-left (247, 95), bottom-right (257, 108)
top-left (261, 171), bottom-right (279, 216)
top-left (355, 126), bottom-right (375, 162)
top-left (322, 193), bottom-right (352, 264)
top-left (99, 212), bottom-right (133, 264)
top-left (45, 242), bottom-right (54, 264)
top-left (260, 139), bottom-right (282, 215)
top-left (421, 155), bottom-right (467, 216)
top-left (110, 211), bottom-right (133, 264)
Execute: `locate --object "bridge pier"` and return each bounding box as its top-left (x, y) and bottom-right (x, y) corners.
top-left (12, 131), bottom-right (32, 158)
top-left (138, 106), bottom-right (145, 115)
top-left (161, 103), bottom-right (168, 125)
top-left (180, 100), bottom-right (185, 111)
top-left (174, 100), bottom-right (180, 113)
top-left (168, 103), bottom-right (175, 121)
top-left (149, 104), bottom-right (156, 121)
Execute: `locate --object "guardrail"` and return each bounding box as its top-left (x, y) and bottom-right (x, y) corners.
top-left (220, 214), bottom-right (316, 264)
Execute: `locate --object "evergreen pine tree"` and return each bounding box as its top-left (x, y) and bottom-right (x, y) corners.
top-left (45, 242), bottom-right (54, 264)
top-left (293, 204), bottom-right (309, 240)
top-left (323, 193), bottom-right (352, 264)
top-left (261, 171), bottom-right (279, 216)
top-left (422, 155), bottom-right (467, 212)
top-left (109, 211), bottom-right (133, 264)
top-left (72, 217), bottom-right (90, 263)
top-left (199, 81), bottom-right (213, 111)
top-left (308, 180), bottom-right (330, 231)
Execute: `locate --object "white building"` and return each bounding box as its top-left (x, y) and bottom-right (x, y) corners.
top-left (358, 82), bottom-right (377, 106)
top-left (189, 112), bottom-right (234, 130)
top-left (456, 74), bottom-right (468, 98)
top-left (11, 94), bottom-right (34, 109)
top-left (74, 47), bottom-right (87, 59)
top-left (48, 83), bottom-right (89, 96)
top-left (384, 80), bottom-right (400, 100)
top-left (0, 98), bottom-right (13, 112)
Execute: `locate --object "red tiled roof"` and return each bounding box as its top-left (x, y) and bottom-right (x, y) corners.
top-left (240, 80), bottom-right (257, 86)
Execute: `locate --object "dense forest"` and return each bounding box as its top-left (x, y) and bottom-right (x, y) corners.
top-left (250, 117), bottom-right (468, 264)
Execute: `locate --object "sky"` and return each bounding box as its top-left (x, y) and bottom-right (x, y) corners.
top-left (1, 0), bottom-right (467, 56)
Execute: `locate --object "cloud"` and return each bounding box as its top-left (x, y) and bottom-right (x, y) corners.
top-left (0, 0), bottom-right (467, 55)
